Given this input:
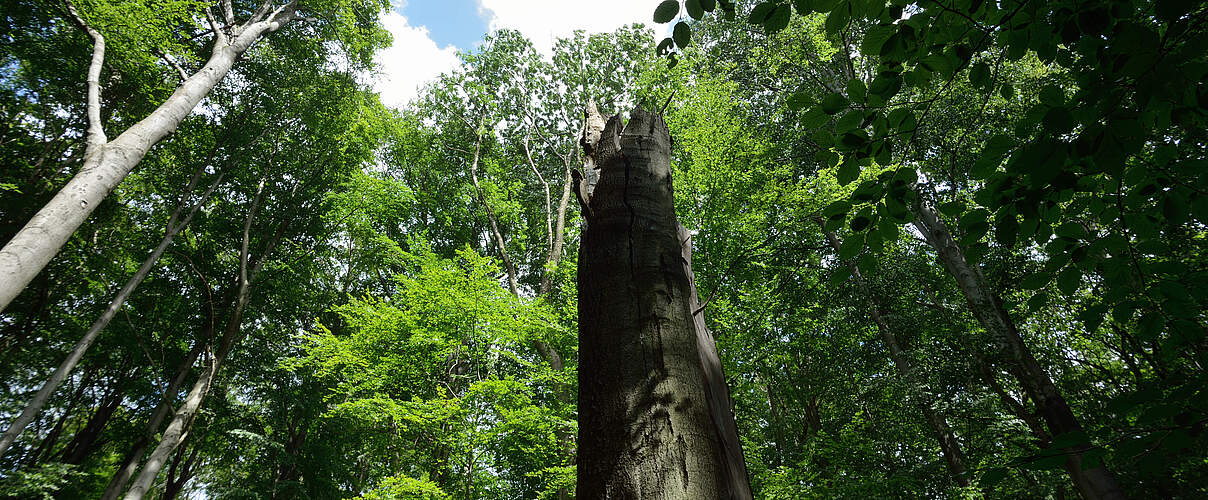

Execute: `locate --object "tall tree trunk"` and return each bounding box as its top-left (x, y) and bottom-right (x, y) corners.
top-left (0, 1), bottom-right (300, 312)
top-left (0, 171), bottom-right (222, 457)
top-left (820, 223), bottom-right (970, 486)
top-left (100, 336), bottom-right (207, 500)
top-left (123, 179), bottom-right (285, 500)
top-left (575, 104), bottom-right (751, 499)
top-left (911, 185), bottom-right (1126, 500)
top-left (467, 135), bottom-right (520, 295)
top-left (539, 157), bottom-right (574, 297)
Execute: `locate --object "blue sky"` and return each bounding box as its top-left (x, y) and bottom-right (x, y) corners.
top-left (375, 0), bottom-right (654, 108)
top-left (401, 0), bottom-right (491, 50)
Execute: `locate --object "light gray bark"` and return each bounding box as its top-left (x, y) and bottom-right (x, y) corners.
top-left (0, 1), bottom-right (300, 313)
top-left (910, 183), bottom-right (1125, 500)
top-left (123, 179), bottom-right (286, 500)
top-left (467, 135), bottom-right (520, 295)
top-left (0, 171), bottom-right (222, 458)
top-left (576, 105), bottom-right (751, 499)
top-left (819, 222), bottom-right (969, 487)
top-left (100, 339), bottom-right (206, 500)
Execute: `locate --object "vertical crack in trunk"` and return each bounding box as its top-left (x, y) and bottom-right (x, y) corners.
top-left (575, 104), bottom-right (751, 499)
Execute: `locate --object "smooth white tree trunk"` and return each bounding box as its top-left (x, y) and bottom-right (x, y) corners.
top-left (0, 173), bottom-right (221, 457)
top-left (0, 4), bottom-right (298, 313)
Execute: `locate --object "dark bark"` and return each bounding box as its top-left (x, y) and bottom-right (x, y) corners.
top-left (58, 379), bottom-right (125, 464)
top-left (575, 104), bottom-right (751, 499)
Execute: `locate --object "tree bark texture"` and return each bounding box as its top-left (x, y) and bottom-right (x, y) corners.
top-left (575, 104), bottom-right (751, 500)
top-left (0, 3), bottom-right (298, 312)
top-left (911, 186), bottom-right (1126, 500)
top-left (820, 223), bottom-right (969, 487)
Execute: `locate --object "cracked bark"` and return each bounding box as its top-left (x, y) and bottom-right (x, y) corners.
top-left (575, 104), bottom-right (751, 499)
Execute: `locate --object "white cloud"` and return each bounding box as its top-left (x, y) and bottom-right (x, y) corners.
top-left (373, 11), bottom-right (462, 109)
top-left (479, 0), bottom-right (657, 54)
top-left (374, 1), bottom-right (663, 108)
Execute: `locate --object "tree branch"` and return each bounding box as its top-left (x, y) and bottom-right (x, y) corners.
top-left (153, 48), bottom-right (190, 81)
top-left (63, 0), bottom-right (107, 155)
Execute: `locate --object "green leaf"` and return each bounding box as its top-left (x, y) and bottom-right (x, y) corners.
top-left (938, 200), bottom-right (965, 217)
top-left (1055, 222), bottom-right (1087, 239)
top-left (748, 2), bottom-right (775, 23)
top-left (654, 0), bottom-right (680, 23)
top-left (969, 61), bottom-right (991, 90)
top-left (867, 72), bottom-right (902, 99)
top-left (686, 0), bottom-right (705, 19)
top-left (700, 0), bottom-right (716, 11)
top-left (836, 110), bottom-right (862, 132)
top-left (971, 134), bottom-right (1013, 179)
top-left (787, 91), bottom-right (814, 111)
top-left (802, 107), bottom-right (831, 129)
top-left (822, 93), bottom-right (849, 114)
top-left (850, 215), bottom-right (872, 232)
top-left (839, 233), bottom-right (865, 259)
top-left (823, 200), bottom-right (852, 219)
top-left (838, 157), bottom-right (860, 185)
top-left (1021, 272), bottom-right (1051, 290)
top-left (1057, 267), bottom-right (1081, 295)
top-left (764, 4), bottom-right (792, 32)
top-left (1039, 84), bottom-right (1064, 107)
top-left (673, 21), bottom-right (692, 48)
top-left (999, 82), bottom-right (1015, 100)
top-left (829, 266), bottom-right (851, 285)
top-left (846, 78), bottom-right (867, 101)
top-left (861, 24), bottom-right (896, 55)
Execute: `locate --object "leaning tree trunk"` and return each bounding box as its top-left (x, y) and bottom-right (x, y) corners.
top-left (100, 335), bottom-right (207, 500)
top-left (0, 1), bottom-right (300, 313)
top-left (819, 222), bottom-right (970, 487)
top-left (123, 179), bottom-right (283, 500)
top-left (0, 172), bottom-right (221, 458)
top-left (911, 185), bottom-right (1126, 500)
top-left (575, 104), bottom-right (752, 499)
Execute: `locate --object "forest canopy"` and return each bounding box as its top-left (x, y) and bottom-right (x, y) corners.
top-left (0, 0), bottom-right (1205, 498)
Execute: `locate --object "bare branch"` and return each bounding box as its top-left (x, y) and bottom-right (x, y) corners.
top-left (221, 0), bottom-right (236, 27)
top-left (153, 48), bottom-right (190, 81)
top-left (63, 0), bottom-right (107, 155)
top-left (204, 7), bottom-right (227, 44)
top-left (247, 0), bottom-right (274, 26)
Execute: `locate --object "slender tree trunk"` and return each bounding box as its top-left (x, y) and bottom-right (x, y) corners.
top-left (101, 338), bottom-right (207, 500)
top-left (0, 1), bottom-right (299, 312)
top-left (819, 224), bottom-right (970, 486)
top-left (59, 379), bottom-right (126, 464)
top-left (0, 172), bottom-right (221, 457)
top-left (911, 186), bottom-right (1126, 500)
top-left (124, 180), bottom-right (284, 500)
top-left (540, 159), bottom-right (574, 296)
top-left (467, 135), bottom-right (520, 295)
top-left (575, 104), bottom-right (751, 499)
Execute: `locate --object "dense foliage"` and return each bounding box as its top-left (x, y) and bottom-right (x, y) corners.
top-left (1, 0), bottom-right (1205, 497)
